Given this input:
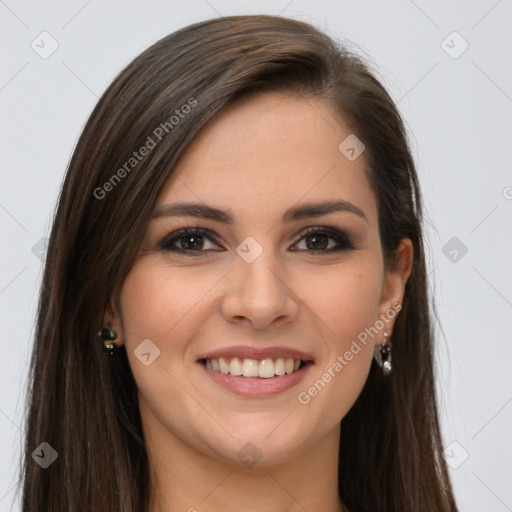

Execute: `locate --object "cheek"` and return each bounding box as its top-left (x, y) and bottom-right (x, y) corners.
top-left (118, 261), bottom-right (231, 398)
top-left (117, 262), bottom-right (215, 424)
top-left (300, 260), bottom-right (383, 346)
top-left (291, 261), bottom-right (382, 420)
top-left (119, 261), bottom-right (218, 349)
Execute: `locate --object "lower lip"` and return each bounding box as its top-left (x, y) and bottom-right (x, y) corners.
top-left (199, 362), bottom-right (314, 397)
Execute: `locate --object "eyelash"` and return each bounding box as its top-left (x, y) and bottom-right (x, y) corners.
top-left (158, 225), bottom-right (356, 256)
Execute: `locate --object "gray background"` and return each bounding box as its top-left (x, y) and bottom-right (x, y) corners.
top-left (1, 1), bottom-right (511, 510)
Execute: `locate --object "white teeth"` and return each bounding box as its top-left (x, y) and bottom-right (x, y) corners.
top-left (204, 357), bottom-right (304, 377)
top-left (274, 358), bottom-right (285, 375)
top-left (242, 358), bottom-right (259, 377)
top-left (228, 357), bottom-right (242, 376)
top-left (258, 358), bottom-right (275, 378)
top-left (219, 357), bottom-right (230, 374)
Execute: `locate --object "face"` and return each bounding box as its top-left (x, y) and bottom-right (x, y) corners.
top-left (106, 92), bottom-right (412, 468)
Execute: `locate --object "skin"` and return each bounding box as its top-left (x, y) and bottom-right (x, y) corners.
top-left (105, 92), bottom-right (413, 512)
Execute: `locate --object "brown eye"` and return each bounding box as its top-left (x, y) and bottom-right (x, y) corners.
top-left (158, 226), bottom-right (356, 256)
top-left (159, 228), bottom-right (222, 254)
top-left (305, 233), bottom-right (330, 250)
top-left (177, 234), bottom-right (204, 250)
top-left (292, 227), bottom-right (355, 253)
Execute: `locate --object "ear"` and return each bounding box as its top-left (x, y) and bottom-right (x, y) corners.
top-left (102, 296), bottom-right (124, 346)
top-left (376, 238), bottom-right (414, 345)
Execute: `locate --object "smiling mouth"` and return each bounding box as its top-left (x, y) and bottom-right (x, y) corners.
top-left (200, 357), bottom-right (311, 378)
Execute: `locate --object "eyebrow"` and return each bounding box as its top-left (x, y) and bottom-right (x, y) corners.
top-left (153, 199), bottom-right (368, 224)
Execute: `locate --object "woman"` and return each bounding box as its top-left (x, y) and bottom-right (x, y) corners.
top-left (20, 14), bottom-right (459, 512)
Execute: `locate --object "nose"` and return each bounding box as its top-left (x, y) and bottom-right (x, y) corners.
top-left (220, 247), bottom-right (299, 331)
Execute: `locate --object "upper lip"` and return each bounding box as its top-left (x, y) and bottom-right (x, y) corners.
top-left (198, 345), bottom-right (315, 362)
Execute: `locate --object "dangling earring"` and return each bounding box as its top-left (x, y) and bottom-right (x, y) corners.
top-left (98, 327), bottom-right (120, 357)
top-left (373, 332), bottom-right (392, 376)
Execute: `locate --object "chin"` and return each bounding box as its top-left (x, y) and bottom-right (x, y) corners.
top-left (205, 420), bottom-right (314, 469)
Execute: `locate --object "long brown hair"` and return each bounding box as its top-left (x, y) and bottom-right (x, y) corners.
top-left (19, 14), bottom-right (459, 512)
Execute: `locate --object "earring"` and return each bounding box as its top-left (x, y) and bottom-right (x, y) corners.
top-left (98, 327), bottom-right (120, 357)
top-left (373, 332), bottom-right (392, 376)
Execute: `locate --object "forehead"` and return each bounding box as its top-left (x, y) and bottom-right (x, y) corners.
top-left (156, 93), bottom-right (378, 226)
